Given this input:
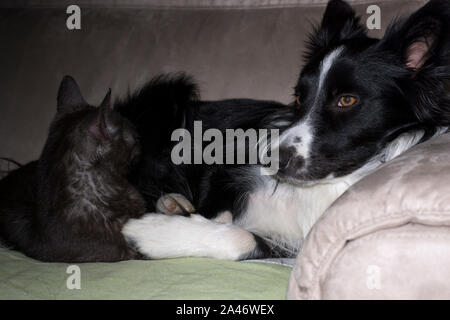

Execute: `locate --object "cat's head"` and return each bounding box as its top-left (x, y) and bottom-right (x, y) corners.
top-left (43, 76), bottom-right (140, 173)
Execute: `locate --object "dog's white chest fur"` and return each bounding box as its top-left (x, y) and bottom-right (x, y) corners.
top-left (236, 176), bottom-right (355, 251)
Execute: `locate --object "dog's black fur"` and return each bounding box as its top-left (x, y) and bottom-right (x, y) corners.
top-left (115, 74), bottom-right (294, 220)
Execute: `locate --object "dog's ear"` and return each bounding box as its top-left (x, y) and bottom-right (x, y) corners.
top-left (305, 0), bottom-right (366, 60)
top-left (378, 0), bottom-right (450, 124)
top-left (379, 0), bottom-right (450, 73)
top-left (57, 75), bottom-right (87, 112)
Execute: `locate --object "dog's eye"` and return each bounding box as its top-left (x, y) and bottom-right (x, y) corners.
top-left (338, 95), bottom-right (358, 108)
top-left (295, 95), bottom-right (301, 106)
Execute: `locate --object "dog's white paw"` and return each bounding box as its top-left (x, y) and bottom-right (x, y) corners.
top-left (122, 213), bottom-right (256, 260)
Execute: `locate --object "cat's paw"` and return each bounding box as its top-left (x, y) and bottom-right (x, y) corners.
top-left (156, 193), bottom-right (195, 215)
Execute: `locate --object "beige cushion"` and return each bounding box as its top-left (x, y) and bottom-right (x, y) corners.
top-left (287, 132), bottom-right (450, 300)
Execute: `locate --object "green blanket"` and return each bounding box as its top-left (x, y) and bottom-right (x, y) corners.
top-left (0, 249), bottom-right (291, 300)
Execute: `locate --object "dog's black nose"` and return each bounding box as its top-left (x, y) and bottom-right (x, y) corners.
top-left (279, 146), bottom-right (294, 170)
top-left (278, 146), bottom-right (305, 176)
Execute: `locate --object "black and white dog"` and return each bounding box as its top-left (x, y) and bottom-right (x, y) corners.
top-left (121, 0), bottom-right (450, 260)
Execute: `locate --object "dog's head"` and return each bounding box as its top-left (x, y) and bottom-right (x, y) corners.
top-left (277, 0), bottom-right (450, 185)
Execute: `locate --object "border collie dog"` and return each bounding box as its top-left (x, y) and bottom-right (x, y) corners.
top-left (122, 0), bottom-right (450, 261)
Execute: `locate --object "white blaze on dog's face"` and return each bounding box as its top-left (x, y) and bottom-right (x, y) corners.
top-left (278, 47), bottom-right (344, 182)
top-left (276, 0), bottom-right (448, 185)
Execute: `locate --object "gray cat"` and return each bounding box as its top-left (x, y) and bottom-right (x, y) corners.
top-left (0, 76), bottom-right (147, 262)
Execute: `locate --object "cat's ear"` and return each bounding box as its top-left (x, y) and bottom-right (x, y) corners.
top-left (99, 88), bottom-right (112, 111)
top-left (100, 88), bottom-right (120, 136)
top-left (89, 89), bottom-right (119, 141)
top-left (57, 75), bottom-right (87, 112)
